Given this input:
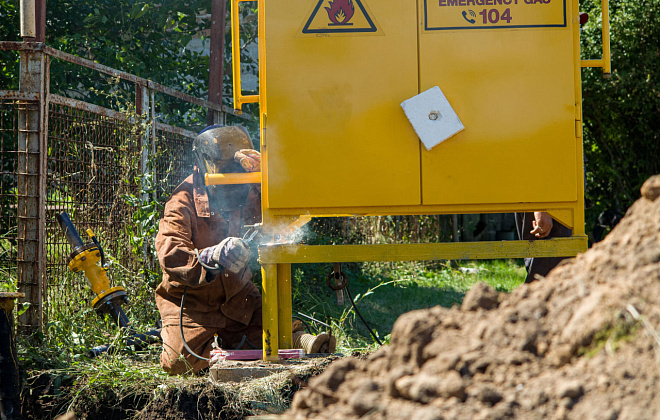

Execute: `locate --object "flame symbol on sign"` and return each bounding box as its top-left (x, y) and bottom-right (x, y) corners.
top-left (325, 0), bottom-right (355, 25)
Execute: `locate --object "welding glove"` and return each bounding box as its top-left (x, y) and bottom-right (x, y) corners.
top-left (234, 149), bottom-right (261, 172)
top-left (208, 237), bottom-right (251, 274)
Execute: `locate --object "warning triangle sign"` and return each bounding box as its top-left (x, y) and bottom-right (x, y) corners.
top-left (302, 0), bottom-right (378, 34)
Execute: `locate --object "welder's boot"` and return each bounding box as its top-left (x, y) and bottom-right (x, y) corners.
top-left (293, 331), bottom-right (331, 354)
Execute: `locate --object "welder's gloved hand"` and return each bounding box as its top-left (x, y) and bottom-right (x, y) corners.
top-left (210, 237), bottom-right (251, 274)
top-left (234, 149), bottom-right (261, 172)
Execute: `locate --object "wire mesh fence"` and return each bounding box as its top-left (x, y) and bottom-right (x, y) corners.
top-left (153, 126), bottom-right (195, 199)
top-left (46, 101), bottom-right (142, 321)
top-left (44, 100), bottom-right (200, 323)
top-left (1, 94), bottom-right (198, 329)
top-left (0, 98), bottom-right (22, 294)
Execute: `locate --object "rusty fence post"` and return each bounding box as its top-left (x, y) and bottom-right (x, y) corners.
top-left (17, 46), bottom-right (48, 332)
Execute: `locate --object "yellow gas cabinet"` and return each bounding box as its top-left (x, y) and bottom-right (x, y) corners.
top-left (228, 0), bottom-right (611, 359)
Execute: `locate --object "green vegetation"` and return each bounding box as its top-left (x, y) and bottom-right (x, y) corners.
top-left (0, 0), bottom-right (260, 131)
top-left (580, 0), bottom-right (660, 236)
top-left (291, 259), bottom-right (525, 352)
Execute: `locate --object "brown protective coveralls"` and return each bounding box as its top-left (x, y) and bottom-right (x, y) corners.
top-left (155, 170), bottom-right (262, 374)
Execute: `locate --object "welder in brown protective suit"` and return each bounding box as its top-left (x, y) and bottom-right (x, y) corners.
top-left (155, 124), bottom-right (264, 374)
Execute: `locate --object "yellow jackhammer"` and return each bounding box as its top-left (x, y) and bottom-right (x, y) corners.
top-left (56, 212), bottom-right (160, 357)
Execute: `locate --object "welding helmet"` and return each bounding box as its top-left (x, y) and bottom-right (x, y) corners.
top-left (193, 125), bottom-right (254, 212)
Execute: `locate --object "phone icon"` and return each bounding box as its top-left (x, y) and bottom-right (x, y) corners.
top-left (462, 10), bottom-right (476, 24)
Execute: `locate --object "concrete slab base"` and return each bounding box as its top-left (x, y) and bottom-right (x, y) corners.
top-left (209, 360), bottom-right (289, 383)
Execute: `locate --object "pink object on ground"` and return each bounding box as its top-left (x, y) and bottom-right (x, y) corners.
top-left (211, 349), bottom-right (304, 361)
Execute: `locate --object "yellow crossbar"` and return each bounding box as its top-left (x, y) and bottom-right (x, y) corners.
top-left (259, 237), bottom-right (588, 264)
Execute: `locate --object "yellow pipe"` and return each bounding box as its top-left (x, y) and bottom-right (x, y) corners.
top-left (205, 172), bottom-right (261, 185)
top-left (238, 95), bottom-right (259, 105)
top-left (277, 263), bottom-right (292, 350)
top-left (572, 0), bottom-right (586, 236)
top-left (231, 0), bottom-right (261, 111)
top-left (231, 0), bottom-right (242, 112)
top-left (601, 0), bottom-right (611, 76)
top-left (279, 215), bottom-right (312, 238)
top-left (580, 59), bottom-right (603, 68)
top-left (261, 263), bottom-right (279, 361)
top-left (257, 0), bottom-right (268, 208)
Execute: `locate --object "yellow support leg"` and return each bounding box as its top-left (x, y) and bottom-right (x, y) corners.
top-left (277, 263), bottom-right (292, 350)
top-left (261, 263), bottom-right (279, 361)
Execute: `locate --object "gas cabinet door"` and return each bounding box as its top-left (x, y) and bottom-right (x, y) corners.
top-left (418, 0), bottom-right (579, 206)
top-left (264, 0), bottom-right (420, 209)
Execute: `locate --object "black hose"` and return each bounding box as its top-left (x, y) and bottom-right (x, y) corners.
top-left (178, 250), bottom-right (223, 360)
top-left (234, 335), bottom-right (247, 350)
top-left (345, 286), bottom-right (383, 346)
top-left (244, 336), bottom-right (259, 349)
top-left (89, 328), bottom-right (161, 358)
top-left (90, 235), bottom-right (106, 268)
top-left (292, 315), bottom-right (314, 334)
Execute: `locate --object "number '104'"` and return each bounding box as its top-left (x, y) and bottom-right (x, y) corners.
top-left (479, 8), bottom-right (512, 23)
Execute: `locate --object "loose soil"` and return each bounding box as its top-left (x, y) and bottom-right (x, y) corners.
top-left (287, 175), bottom-right (660, 420)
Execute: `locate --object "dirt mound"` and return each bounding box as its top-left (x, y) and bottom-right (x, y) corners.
top-left (287, 176), bottom-right (660, 420)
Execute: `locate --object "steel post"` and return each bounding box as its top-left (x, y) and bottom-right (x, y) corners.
top-left (277, 263), bottom-right (292, 350)
top-left (261, 263), bottom-right (279, 361)
top-left (35, 0), bottom-right (46, 42)
top-left (207, 0), bottom-right (227, 126)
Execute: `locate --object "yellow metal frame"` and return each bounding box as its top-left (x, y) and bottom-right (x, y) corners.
top-left (224, 0), bottom-right (602, 360)
top-left (580, 0), bottom-right (611, 76)
top-left (259, 238), bottom-right (587, 265)
top-left (231, 0), bottom-right (260, 112)
top-left (205, 172), bottom-right (261, 185)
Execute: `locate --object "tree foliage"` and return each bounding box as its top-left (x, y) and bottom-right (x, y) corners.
top-left (580, 0), bottom-right (660, 226)
top-left (48, 0), bottom-right (214, 126)
top-left (0, 0), bottom-right (261, 128)
top-left (49, 1), bottom-right (207, 85)
top-left (0, 0), bottom-right (20, 89)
